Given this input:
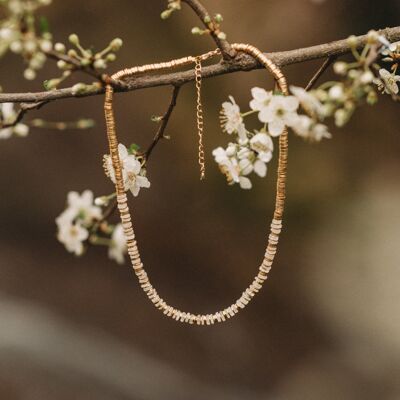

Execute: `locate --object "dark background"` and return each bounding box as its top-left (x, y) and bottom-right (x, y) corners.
top-left (1, 0), bottom-right (400, 399)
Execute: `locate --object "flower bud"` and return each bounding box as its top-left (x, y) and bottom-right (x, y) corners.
top-left (217, 31), bottom-right (227, 40)
top-left (14, 123), bottom-right (29, 137)
top-left (161, 9), bottom-right (172, 19)
top-left (333, 61), bottom-right (347, 76)
top-left (24, 68), bottom-right (36, 80)
top-left (367, 30), bottom-right (379, 44)
top-left (191, 27), bottom-right (203, 35)
top-left (347, 35), bottom-right (358, 47)
top-left (67, 49), bottom-right (78, 58)
top-left (214, 13), bottom-right (223, 23)
top-left (110, 38), bottom-right (123, 51)
top-left (94, 59), bottom-right (107, 69)
top-left (57, 60), bottom-right (68, 69)
top-left (106, 53), bottom-right (116, 62)
top-left (367, 90), bottom-right (378, 105)
top-left (71, 83), bottom-right (87, 95)
top-left (40, 39), bottom-right (53, 52)
top-left (360, 70), bottom-right (374, 84)
top-left (68, 34), bottom-right (79, 46)
top-left (54, 42), bottom-right (66, 53)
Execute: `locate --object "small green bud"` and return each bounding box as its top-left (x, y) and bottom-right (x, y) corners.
top-left (43, 78), bottom-right (60, 90)
top-left (169, 1), bottom-right (181, 10)
top-left (203, 15), bottom-right (211, 24)
top-left (367, 90), bottom-right (378, 105)
top-left (80, 58), bottom-right (91, 66)
top-left (333, 61), bottom-right (347, 76)
top-left (161, 9), bottom-right (172, 19)
top-left (68, 33), bottom-right (79, 46)
top-left (54, 42), bottom-right (66, 53)
top-left (347, 35), bottom-right (358, 47)
top-left (191, 26), bottom-right (203, 35)
top-left (56, 60), bottom-right (68, 69)
top-left (106, 53), bottom-right (116, 62)
top-left (71, 82), bottom-right (87, 95)
top-left (76, 118), bottom-right (95, 129)
top-left (67, 49), bottom-right (78, 58)
top-left (214, 13), bottom-right (223, 23)
top-left (151, 115), bottom-right (163, 123)
top-left (94, 59), bottom-right (107, 69)
top-left (367, 30), bottom-right (379, 44)
top-left (129, 143), bottom-right (140, 154)
top-left (110, 38), bottom-right (123, 51)
top-left (217, 31), bottom-right (227, 40)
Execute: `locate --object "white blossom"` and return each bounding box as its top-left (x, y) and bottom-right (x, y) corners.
top-left (108, 224), bottom-right (127, 264)
top-left (105, 143), bottom-right (150, 197)
top-left (374, 68), bottom-right (400, 95)
top-left (57, 220), bottom-right (89, 256)
top-left (292, 115), bottom-right (331, 141)
top-left (250, 132), bottom-right (273, 162)
top-left (258, 95), bottom-right (299, 136)
top-left (290, 86), bottom-right (324, 118)
top-left (212, 147), bottom-right (252, 189)
top-left (220, 96), bottom-right (247, 140)
top-left (311, 123), bottom-right (332, 141)
top-left (249, 87), bottom-right (273, 122)
top-left (66, 190), bottom-right (102, 225)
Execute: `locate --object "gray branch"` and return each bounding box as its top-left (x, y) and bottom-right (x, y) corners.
top-left (1, 26), bottom-right (399, 104)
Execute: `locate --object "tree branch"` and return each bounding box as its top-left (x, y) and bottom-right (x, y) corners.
top-left (305, 55), bottom-right (336, 91)
top-left (144, 85), bottom-right (181, 160)
top-left (1, 26), bottom-right (399, 104)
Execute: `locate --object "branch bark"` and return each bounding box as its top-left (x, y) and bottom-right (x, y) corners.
top-left (1, 26), bottom-right (399, 104)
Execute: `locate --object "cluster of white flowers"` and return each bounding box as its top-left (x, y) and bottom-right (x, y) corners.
top-left (0, 0), bottom-right (53, 80)
top-left (0, 103), bottom-right (29, 139)
top-left (103, 143), bottom-right (150, 197)
top-left (214, 32), bottom-right (400, 189)
top-left (56, 190), bottom-right (127, 264)
top-left (373, 41), bottom-right (400, 96)
top-left (215, 86), bottom-right (333, 189)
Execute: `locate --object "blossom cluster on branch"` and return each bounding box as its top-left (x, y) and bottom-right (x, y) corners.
top-left (213, 32), bottom-right (400, 189)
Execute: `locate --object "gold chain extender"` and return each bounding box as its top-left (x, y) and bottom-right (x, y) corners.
top-left (194, 57), bottom-right (205, 180)
top-left (104, 44), bottom-right (289, 325)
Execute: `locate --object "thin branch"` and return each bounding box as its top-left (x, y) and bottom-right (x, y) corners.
top-left (305, 55), bottom-right (336, 91)
top-left (181, 0), bottom-right (235, 59)
top-left (144, 85), bottom-right (181, 159)
top-left (0, 101), bottom-right (48, 128)
top-left (44, 50), bottom-right (104, 81)
top-left (1, 26), bottom-right (400, 104)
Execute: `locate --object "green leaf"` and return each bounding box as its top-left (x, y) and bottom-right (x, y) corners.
top-left (128, 143), bottom-right (140, 154)
top-left (39, 16), bottom-right (50, 34)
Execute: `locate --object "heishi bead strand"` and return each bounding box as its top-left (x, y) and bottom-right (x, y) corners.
top-left (104, 43), bottom-right (289, 325)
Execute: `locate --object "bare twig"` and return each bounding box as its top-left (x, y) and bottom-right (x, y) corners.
top-left (181, 0), bottom-right (235, 59)
top-left (0, 101), bottom-right (48, 129)
top-left (305, 56), bottom-right (336, 91)
top-left (1, 26), bottom-right (400, 104)
top-left (144, 85), bottom-right (181, 160)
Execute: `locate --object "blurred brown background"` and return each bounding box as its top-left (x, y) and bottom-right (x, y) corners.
top-left (1, 0), bottom-right (400, 399)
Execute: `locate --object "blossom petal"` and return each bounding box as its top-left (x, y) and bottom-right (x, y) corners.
top-left (254, 160), bottom-right (267, 177)
top-left (239, 176), bottom-right (252, 190)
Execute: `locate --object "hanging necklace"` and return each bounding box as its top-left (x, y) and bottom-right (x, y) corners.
top-left (104, 44), bottom-right (288, 325)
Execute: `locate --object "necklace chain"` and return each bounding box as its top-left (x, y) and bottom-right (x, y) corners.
top-left (195, 57), bottom-right (206, 180)
top-left (105, 43), bottom-right (288, 325)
